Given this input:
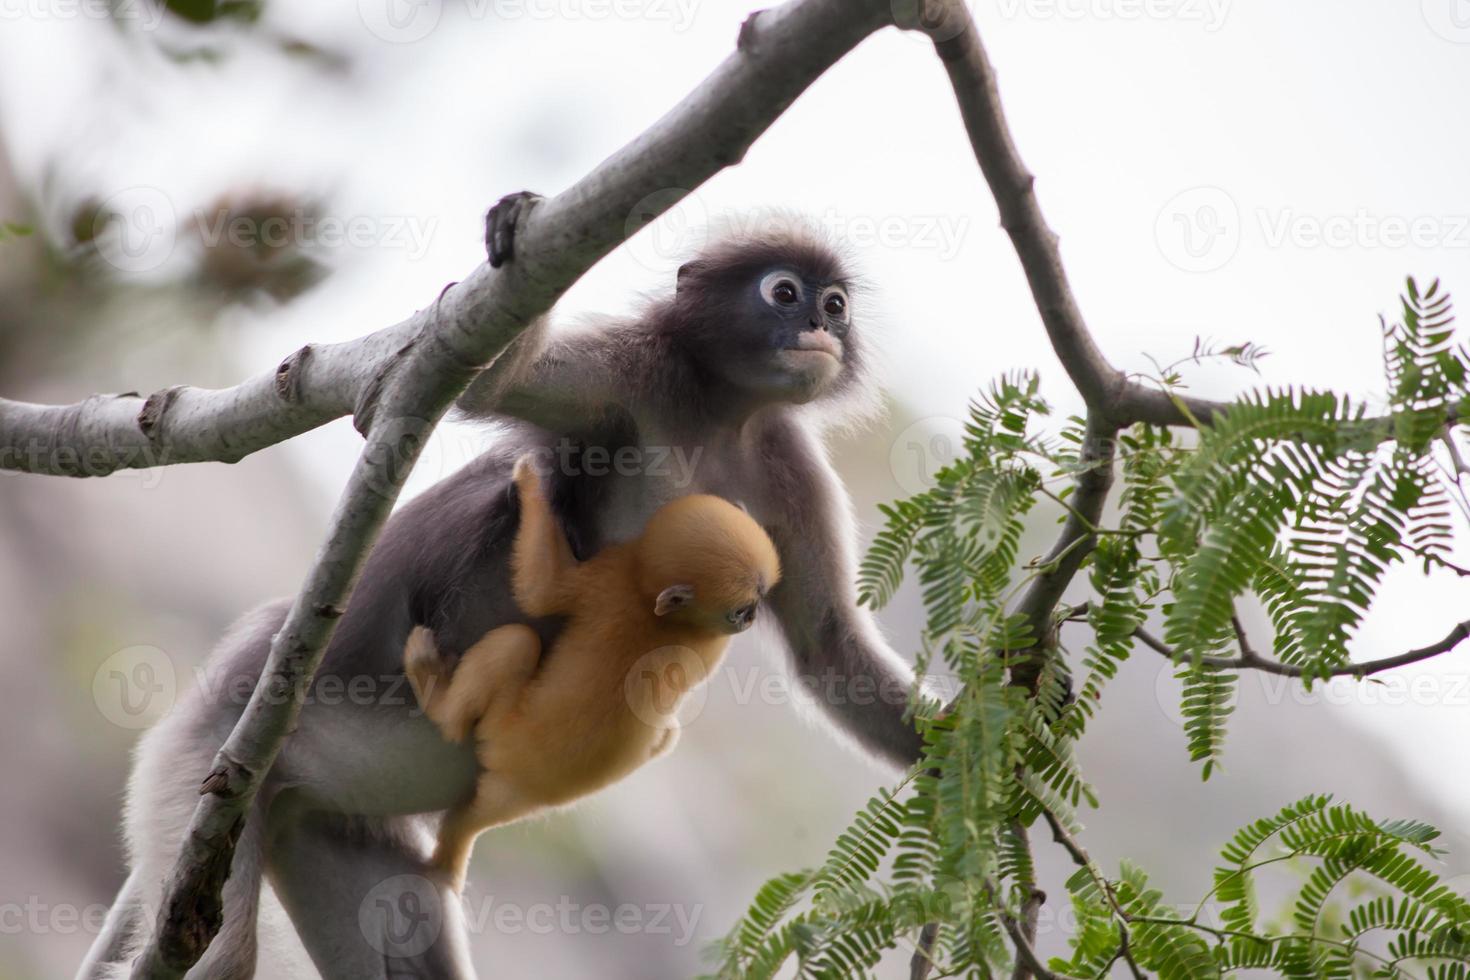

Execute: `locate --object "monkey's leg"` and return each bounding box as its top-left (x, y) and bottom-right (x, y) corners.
top-left (507, 456), bottom-right (578, 616)
top-left (431, 775), bottom-right (538, 895)
top-left (267, 810), bottom-right (478, 980)
top-left (413, 624), bottom-right (541, 744)
top-left (483, 190), bottom-right (542, 267)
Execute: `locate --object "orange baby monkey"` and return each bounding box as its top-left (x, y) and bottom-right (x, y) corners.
top-left (404, 454), bottom-right (781, 890)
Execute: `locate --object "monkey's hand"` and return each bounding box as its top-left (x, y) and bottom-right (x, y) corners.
top-left (484, 191), bottom-right (543, 268)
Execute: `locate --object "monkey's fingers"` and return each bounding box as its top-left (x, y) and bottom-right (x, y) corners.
top-left (484, 191), bottom-right (543, 268)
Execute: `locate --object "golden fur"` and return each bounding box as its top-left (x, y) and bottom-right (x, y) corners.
top-left (405, 454), bottom-right (780, 890)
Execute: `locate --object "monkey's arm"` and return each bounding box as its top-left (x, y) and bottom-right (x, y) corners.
top-left (761, 424), bottom-right (928, 771)
top-left (509, 455), bottom-right (580, 616)
top-left (455, 321), bottom-right (636, 433)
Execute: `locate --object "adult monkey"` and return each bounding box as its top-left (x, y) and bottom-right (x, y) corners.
top-left (83, 193), bottom-right (928, 980)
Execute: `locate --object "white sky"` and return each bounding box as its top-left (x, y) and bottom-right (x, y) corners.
top-left (2, 0), bottom-right (1468, 816)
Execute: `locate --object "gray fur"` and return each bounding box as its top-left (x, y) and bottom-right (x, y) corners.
top-left (82, 221), bottom-right (923, 978)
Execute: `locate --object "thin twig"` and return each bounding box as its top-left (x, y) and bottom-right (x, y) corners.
top-left (1132, 619), bottom-right (1470, 679)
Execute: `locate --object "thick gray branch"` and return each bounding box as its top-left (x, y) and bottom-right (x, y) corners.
top-left (0, 1), bottom-right (890, 477)
top-left (122, 1), bottom-right (894, 976)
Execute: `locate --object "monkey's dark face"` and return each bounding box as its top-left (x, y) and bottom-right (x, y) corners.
top-left (697, 264), bottom-right (853, 405)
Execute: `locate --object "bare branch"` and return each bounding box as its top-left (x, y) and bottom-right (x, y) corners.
top-left (121, 1), bottom-right (896, 975)
top-left (1132, 619), bottom-right (1470, 680)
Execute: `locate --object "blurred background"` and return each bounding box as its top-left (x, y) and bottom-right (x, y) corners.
top-left (2, 0), bottom-right (1469, 976)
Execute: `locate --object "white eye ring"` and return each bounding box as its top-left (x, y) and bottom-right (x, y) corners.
top-left (759, 271), bottom-right (804, 307)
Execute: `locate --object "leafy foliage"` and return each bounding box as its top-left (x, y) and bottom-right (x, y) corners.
top-left (709, 282), bottom-right (1470, 978)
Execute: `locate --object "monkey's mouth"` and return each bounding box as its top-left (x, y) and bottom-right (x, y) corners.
top-left (782, 333), bottom-right (842, 362)
top-left (782, 334), bottom-right (840, 370)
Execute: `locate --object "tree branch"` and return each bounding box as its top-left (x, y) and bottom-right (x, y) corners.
top-left (1131, 618), bottom-right (1470, 680)
top-left (116, 2), bottom-right (897, 975)
top-left (0, 0), bottom-right (892, 479)
top-left (923, 0), bottom-right (1229, 430)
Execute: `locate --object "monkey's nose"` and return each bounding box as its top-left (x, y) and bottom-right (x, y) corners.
top-left (809, 315), bottom-right (825, 330)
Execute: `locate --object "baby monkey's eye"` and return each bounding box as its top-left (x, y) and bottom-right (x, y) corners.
top-left (772, 281), bottom-right (799, 305)
top-left (727, 603), bottom-right (758, 626)
top-left (823, 293), bottom-right (846, 317)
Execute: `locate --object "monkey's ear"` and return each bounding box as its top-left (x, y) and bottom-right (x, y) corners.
top-left (654, 584), bottom-right (695, 616)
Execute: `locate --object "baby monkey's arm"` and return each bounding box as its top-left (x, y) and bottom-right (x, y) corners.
top-left (405, 624), bottom-right (541, 743)
top-left (509, 454), bottom-right (580, 617)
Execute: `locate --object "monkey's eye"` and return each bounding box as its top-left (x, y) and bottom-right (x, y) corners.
top-left (823, 293), bottom-right (847, 318)
top-left (727, 603), bottom-right (758, 627)
top-left (760, 271), bottom-right (804, 308)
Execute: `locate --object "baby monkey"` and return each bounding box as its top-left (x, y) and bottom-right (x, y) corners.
top-left (404, 455), bottom-right (781, 889)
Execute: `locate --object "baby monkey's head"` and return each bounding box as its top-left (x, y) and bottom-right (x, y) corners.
top-left (636, 495), bottom-right (781, 635)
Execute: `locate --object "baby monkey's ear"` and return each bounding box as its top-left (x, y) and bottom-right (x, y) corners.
top-left (654, 584), bottom-right (695, 616)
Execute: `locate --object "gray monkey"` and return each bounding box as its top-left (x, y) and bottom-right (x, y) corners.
top-left (80, 194), bottom-right (926, 979)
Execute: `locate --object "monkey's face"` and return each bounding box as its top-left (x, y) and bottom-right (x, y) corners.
top-left (655, 583), bottom-right (765, 635)
top-left (708, 265), bottom-right (853, 404)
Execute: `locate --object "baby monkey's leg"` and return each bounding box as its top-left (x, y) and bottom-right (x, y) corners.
top-left (433, 774), bottom-right (538, 893)
top-left (509, 455), bottom-right (578, 616)
top-left (404, 624), bottom-right (542, 744)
